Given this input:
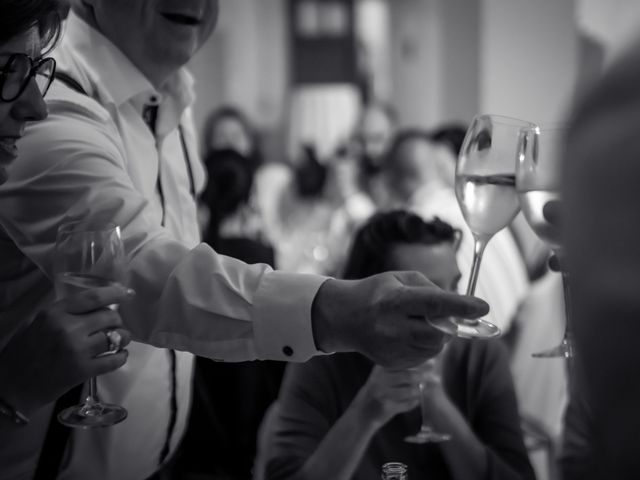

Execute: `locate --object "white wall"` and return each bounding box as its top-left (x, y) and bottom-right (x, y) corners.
top-left (577, 0), bottom-right (640, 62)
top-left (389, 0), bottom-right (443, 128)
top-left (480, 0), bottom-right (579, 124)
top-left (439, 0), bottom-right (480, 125)
top-left (388, 0), bottom-right (480, 129)
top-left (188, 0), bottom-right (580, 146)
top-left (187, 0), bottom-right (289, 145)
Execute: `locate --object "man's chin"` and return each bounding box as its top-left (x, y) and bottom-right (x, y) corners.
top-left (152, 45), bottom-right (198, 75)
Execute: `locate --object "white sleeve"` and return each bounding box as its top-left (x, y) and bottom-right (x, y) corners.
top-left (0, 96), bottom-right (328, 363)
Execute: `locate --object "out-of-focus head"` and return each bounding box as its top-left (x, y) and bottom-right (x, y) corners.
top-left (355, 102), bottom-right (396, 169)
top-left (72, 0), bottom-right (219, 88)
top-left (0, 0), bottom-right (61, 184)
top-left (204, 106), bottom-right (254, 157)
top-left (383, 129), bottom-right (455, 202)
top-left (343, 210), bottom-right (461, 292)
top-left (431, 123), bottom-right (467, 157)
top-left (564, 38), bottom-right (640, 329)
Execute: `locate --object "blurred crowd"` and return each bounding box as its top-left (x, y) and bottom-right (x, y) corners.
top-left (185, 99), bottom-right (566, 480)
top-left (4, 1), bottom-right (640, 480)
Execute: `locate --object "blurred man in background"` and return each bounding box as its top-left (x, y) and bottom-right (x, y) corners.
top-left (263, 212), bottom-right (534, 480)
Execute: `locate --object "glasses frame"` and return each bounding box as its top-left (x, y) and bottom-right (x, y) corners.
top-left (0, 53), bottom-right (56, 102)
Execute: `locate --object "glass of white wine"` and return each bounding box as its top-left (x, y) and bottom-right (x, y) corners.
top-left (404, 357), bottom-right (450, 444)
top-left (431, 114), bottom-right (536, 338)
top-left (54, 220), bottom-right (128, 428)
top-left (516, 125), bottom-right (573, 359)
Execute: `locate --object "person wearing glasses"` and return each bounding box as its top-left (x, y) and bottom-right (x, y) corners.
top-left (0, 1), bottom-right (487, 478)
top-left (261, 212), bottom-right (534, 480)
top-left (0, 1), bottom-right (133, 478)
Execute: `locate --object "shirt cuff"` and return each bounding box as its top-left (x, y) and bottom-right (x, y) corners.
top-left (253, 270), bottom-right (329, 362)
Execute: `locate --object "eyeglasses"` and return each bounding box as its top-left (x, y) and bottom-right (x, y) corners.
top-left (0, 53), bottom-right (56, 102)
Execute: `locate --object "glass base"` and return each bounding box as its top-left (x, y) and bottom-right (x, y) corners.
top-left (429, 317), bottom-right (501, 339)
top-left (532, 337), bottom-right (573, 359)
top-left (58, 402), bottom-right (127, 429)
top-left (405, 428), bottom-right (451, 444)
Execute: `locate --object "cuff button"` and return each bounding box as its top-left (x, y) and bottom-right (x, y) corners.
top-left (282, 346), bottom-right (293, 357)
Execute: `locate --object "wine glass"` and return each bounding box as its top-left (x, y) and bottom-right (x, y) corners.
top-left (54, 220), bottom-right (128, 428)
top-left (516, 125), bottom-right (573, 359)
top-left (404, 358), bottom-right (450, 444)
top-left (431, 114), bottom-right (535, 338)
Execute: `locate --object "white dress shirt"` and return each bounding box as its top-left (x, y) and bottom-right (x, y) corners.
top-left (0, 14), bottom-right (325, 480)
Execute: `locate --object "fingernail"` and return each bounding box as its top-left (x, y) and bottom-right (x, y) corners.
top-left (125, 288), bottom-right (136, 298)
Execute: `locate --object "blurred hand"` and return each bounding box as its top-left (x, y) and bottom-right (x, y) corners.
top-left (312, 271), bottom-right (489, 368)
top-left (356, 365), bottom-right (422, 427)
top-left (0, 285), bottom-right (134, 415)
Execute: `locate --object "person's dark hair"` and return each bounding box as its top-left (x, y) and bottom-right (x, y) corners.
top-left (202, 105), bottom-right (258, 158)
top-left (294, 144), bottom-right (328, 198)
top-left (1, 0), bottom-right (63, 54)
top-left (382, 128), bottom-right (435, 175)
top-left (202, 148), bottom-right (260, 244)
top-left (431, 124), bottom-right (468, 156)
top-left (343, 211), bottom-right (457, 280)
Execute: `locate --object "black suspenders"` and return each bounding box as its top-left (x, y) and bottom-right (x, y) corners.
top-left (36, 71), bottom-right (193, 476)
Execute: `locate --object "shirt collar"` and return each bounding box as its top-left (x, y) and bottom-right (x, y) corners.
top-left (62, 12), bottom-right (195, 115)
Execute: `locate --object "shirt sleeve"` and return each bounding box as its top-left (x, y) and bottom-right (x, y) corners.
top-left (470, 342), bottom-right (537, 480)
top-left (0, 92), bottom-right (327, 363)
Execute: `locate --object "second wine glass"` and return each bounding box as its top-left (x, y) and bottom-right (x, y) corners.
top-left (54, 220), bottom-right (129, 428)
top-left (516, 124), bottom-right (573, 359)
top-left (404, 357), bottom-right (450, 444)
top-left (431, 114), bottom-right (535, 338)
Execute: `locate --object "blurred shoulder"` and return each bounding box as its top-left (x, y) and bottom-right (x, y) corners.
top-left (44, 80), bottom-right (115, 132)
top-left (19, 80), bottom-right (123, 164)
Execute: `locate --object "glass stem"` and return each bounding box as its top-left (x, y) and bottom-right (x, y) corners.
top-left (83, 377), bottom-right (99, 408)
top-left (560, 269), bottom-right (575, 373)
top-left (466, 236), bottom-right (489, 296)
top-left (462, 236), bottom-right (489, 326)
top-left (418, 382), bottom-right (431, 432)
top-left (89, 377), bottom-right (98, 401)
top-left (78, 378), bottom-right (100, 416)
top-left (560, 271), bottom-right (572, 337)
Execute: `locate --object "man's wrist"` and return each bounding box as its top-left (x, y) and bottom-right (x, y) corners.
top-left (349, 390), bottom-right (387, 432)
top-left (311, 278), bottom-right (347, 354)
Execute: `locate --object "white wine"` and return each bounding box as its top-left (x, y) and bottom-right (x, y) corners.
top-left (55, 272), bottom-right (122, 300)
top-left (456, 174), bottom-right (519, 236)
top-left (519, 189), bottom-right (561, 249)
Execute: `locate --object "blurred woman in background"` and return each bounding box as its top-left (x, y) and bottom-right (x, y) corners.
top-left (200, 106), bottom-right (269, 254)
